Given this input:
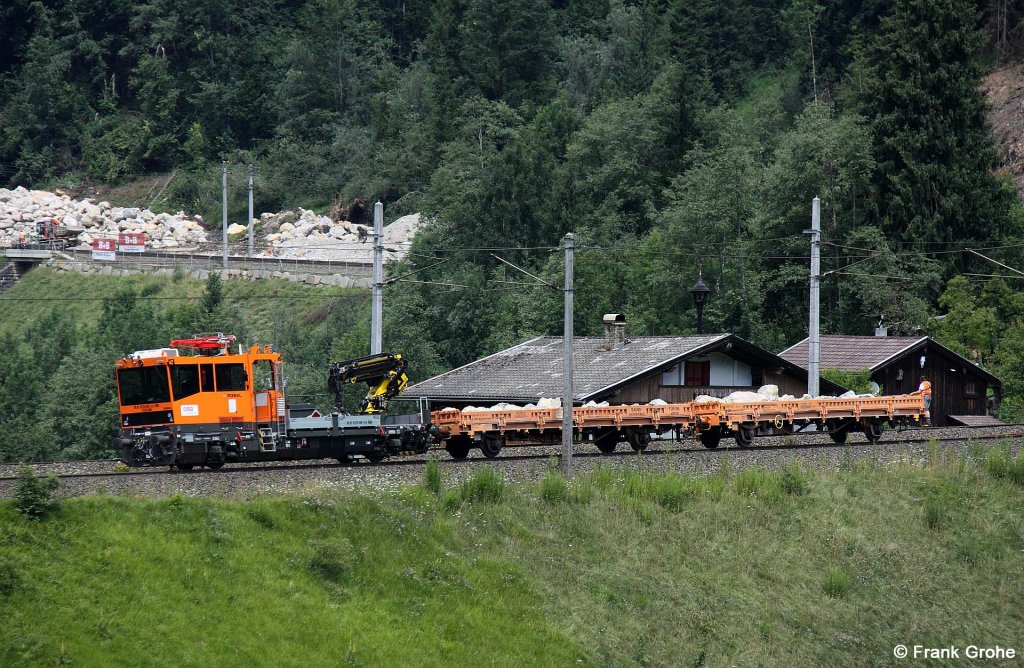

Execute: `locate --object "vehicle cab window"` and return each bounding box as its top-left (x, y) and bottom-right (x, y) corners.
top-left (215, 363), bottom-right (247, 391)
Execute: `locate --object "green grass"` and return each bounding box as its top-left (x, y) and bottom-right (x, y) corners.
top-left (1, 454), bottom-right (1023, 666)
top-left (0, 267), bottom-right (366, 341)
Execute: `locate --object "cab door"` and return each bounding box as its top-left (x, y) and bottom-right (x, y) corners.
top-left (252, 358), bottom-right (279, 423)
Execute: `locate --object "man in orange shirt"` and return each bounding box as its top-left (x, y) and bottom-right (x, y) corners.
top-left (916, 376), bottom-right (932, 423)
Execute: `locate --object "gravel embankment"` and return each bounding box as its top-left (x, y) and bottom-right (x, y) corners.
top-left (1, 425), bottom-right (1020, 500)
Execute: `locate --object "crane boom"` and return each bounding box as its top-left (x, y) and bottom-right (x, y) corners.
top-left (327, 353), bottom-right (409, 414)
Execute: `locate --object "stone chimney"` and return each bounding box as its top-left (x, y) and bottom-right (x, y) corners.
top-left (602, 313), bottom-right (626, 349)
top-left (874, 315), bottom-right (887, 337)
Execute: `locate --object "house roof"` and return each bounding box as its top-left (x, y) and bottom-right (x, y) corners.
top-left (779, 335), bottom-right (928, 372)
top-left (405, 333), bottom-right (843, 403)
top-left (778, 335), bottom-right (1002, 385)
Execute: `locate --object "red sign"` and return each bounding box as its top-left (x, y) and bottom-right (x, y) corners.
top-left (118, 233), bottom-right (145, 253)
top-left (91, 238), bottom-right (116, 261)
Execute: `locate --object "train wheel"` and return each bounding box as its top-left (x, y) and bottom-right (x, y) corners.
top-left (446, 437), bottom-right (471, 460)
top-left (480, 435), bottom-right (503, 459)
top-left (176, 463), bottom-right (194, 471)
top-left (627, 430), bottom-right (651, 452)
top-left (861, 419), bottom-right (885, 443)
top-left (207, 461), bottom-right (225, 470)
top-left (734, 424), bottom-right (756, 448)
top-left (594, 429), bottom-right (618, 454)
top-left (700, 428), bottom-right (722, 449)
top-left (365, 450), bottom-right (386, 464)
top-left (829, 427), bottom-right (849, 444)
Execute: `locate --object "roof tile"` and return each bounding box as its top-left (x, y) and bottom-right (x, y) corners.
top-left (405, 334), bottom-right (729, 402)
top-left (779, 335), bottom-right (927, 371)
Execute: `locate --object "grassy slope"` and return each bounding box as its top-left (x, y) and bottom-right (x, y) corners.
top-left (1, 453), bottom-right (1022, 666)
top-left (0, 267), bottom-right (366, 341)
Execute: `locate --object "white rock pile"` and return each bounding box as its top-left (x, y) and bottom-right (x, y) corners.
top-left (694, 385), bottom-right (869, 403)
top-left (257, 209), bottom-right (423, 262)
top-left (441, 386), bottom-right (877, 414)
top-left (0, 187), bottom-right (426, 262)
top-left (0, 186), bottom-right (209, 249)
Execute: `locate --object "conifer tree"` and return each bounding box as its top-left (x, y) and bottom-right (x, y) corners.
top-left (858, 0), bottom-right (1013, 247)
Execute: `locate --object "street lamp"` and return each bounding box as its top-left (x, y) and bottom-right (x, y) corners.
top-left (690, 271), bottom-right (710, 334)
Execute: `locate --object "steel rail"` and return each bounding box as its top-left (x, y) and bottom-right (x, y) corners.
top-left (1, 429), bottom-right (1019, 482)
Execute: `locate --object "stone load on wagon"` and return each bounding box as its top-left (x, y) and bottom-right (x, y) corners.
top-left (431, 386), bottom-right (926, 455)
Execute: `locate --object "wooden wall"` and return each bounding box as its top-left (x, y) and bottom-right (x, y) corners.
top-left (871, 343), bottom-right (995, 426)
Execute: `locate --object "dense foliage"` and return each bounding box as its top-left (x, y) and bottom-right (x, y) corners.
top-left (2, 0), bottom-right (1024, 460)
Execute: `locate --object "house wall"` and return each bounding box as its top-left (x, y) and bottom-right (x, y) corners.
top-left (761, 371), bottom-right (808, 397)
top-left (871, 342), bottom-right (994, 426)
top-left (661, 354), bottom-right (752, 386)
top-left (709, 353), bottom-right (752, 386)
top-left (606, 365), bottom-right (808, 404)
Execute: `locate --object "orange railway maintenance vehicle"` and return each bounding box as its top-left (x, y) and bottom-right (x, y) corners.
top-left (114, 334), bottom-right (430, 469)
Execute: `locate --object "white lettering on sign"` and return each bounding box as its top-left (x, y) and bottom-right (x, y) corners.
top-left (91, 238), bottom-right (116, 261)
top-left (179, 404), bottom-right (199, 417)
top-left (118, 233), bottom-right (145, 253)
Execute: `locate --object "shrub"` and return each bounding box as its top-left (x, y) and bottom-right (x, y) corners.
top-left (652, 475), bottom-right (695, 511)
top-left (823, 567), bottom-right (853, 598)
top-left (570, 479), bottom-right (594, 504)
top-left (539, 469), bottom-right (568, 503)
top-left (460, 467), bottom-right (505, 503)
top-left (985, 447), bottom-right (1011, 479)
top-left (246, 504), bottom-right (277, 530)
top-left (0, 560), bottom-right (17, 596)
top-left (623, 471), bottom-right (649, 498)
top-left (14, 466), bottom-right (59, 518)
top-left (782, 460), bottom-right (809, 496)
top-left (924, 498), bottom-right (947, 530)
top-left (735, 468), bottom-right (781, 500)
top-left (955, 536), bottom-right (983, 565)
top-left (309, 542), bottom-right (349, 582)
top-left (590, 465), bottom-right (616, 491)
top-left (1010, 451), bottom-right (1024, 486)
top-left (423, 459), bottom-right (442, 496)
top-left (441, 489), bottom-right (463, 511)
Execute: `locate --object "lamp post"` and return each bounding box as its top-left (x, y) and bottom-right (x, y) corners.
top-left (690, 271), bottom-right (710, 334)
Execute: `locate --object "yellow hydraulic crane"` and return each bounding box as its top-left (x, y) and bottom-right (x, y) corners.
top-left (327, 353), bottom-right (409, 414)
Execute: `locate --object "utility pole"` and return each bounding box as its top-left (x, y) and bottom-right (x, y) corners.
top-left (370, 201), bottom-right (384, 355)
top-left (246, 164), bottom-right (254, 258)
top-left (221, 161), bottom-right (228, 269)
top-left (806, 197), bottom-right (821, 396)
top-left (562, 232), bottom-right (575, 478)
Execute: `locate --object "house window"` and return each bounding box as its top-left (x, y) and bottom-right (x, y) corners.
top-left (662, 364), bottom-right (683, 386)
top-left (685, 361), bottom-right (710, 386)
top-left (662, 357), bottom-right (715, 386)
top-left (965, 381), bottom-right (977, 397)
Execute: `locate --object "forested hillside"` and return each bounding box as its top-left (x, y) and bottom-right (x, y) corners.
top-left (3, 0), bottom-right (1024, 460)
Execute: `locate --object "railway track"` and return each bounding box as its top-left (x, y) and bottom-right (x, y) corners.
top-left (3, 424), bottom-right (1021, 483)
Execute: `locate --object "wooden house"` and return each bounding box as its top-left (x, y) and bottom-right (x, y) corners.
top-left (779, 335), bottom-right (1002, 427)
